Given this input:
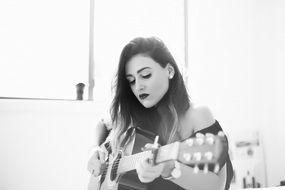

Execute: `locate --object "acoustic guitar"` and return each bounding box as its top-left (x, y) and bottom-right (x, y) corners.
top-left (89, 129), bottom-right (228, 190)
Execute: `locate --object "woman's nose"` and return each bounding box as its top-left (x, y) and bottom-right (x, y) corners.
top-left (135, 80), bottom-right (144, 91)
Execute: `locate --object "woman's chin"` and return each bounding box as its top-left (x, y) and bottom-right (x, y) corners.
top-left (140, 101), bottom-right (155, 108)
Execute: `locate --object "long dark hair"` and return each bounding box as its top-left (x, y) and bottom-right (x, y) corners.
top-left (110, 37), bottom-right (190, 151)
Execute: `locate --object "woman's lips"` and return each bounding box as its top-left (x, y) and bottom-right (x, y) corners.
top-left (139, 93), bottom-right (149, 100)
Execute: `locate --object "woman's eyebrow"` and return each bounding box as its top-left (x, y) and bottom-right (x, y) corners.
top-left (126, 67), bottom-right (151, 77)
top-left (137, 67), bottom-right (151, 73)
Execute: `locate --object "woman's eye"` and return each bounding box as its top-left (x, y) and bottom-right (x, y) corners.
top-left (129, 80), bottom-right (135, 85)
top-left (142, 74), bottom-right (151, 79)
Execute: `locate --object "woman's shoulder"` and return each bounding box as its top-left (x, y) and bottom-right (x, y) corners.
top-left (184, 103), bottom-right (216, 133)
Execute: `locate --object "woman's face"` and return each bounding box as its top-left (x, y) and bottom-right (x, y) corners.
top-left (125, 54), bottom-right (170, 108)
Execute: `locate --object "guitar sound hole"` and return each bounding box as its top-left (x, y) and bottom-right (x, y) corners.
top-left (110, 152), bottom-right (122, 181)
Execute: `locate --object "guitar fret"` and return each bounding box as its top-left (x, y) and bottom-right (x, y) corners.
top-left (156, 142), bottom-right (179, 163)
top-left (117, 151), bottom-right (151, 174)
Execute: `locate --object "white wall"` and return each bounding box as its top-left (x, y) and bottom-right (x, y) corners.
top-left (0, 99), bottom-right (108, 190)
top-left (187, 0), bottom-right (285, 187)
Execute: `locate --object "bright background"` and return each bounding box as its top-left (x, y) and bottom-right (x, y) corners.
top-left (1, 0), bottom-right (285, 190)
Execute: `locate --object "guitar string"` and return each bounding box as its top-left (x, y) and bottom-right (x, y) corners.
top-left (109, 140), bottom-right (178, 170)
top-left (109, 140), bottom-right (212, 168)
top-left (110, 151), bottom-right (216, 171)
top-left (104, 137), bottom-right (221, 175)
top-left (110, 151), bottom-right (150, 172)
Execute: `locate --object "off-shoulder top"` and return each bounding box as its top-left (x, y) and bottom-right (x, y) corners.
top-left (111, 120), bottom-right (233, 190)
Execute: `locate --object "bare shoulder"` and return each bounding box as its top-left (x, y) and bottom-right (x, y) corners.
top-left (185, 103), bottom-right (216, 132)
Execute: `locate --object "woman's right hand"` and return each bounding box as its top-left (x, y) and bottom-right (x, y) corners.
top-left (87, 146), bottom-right (106, 177)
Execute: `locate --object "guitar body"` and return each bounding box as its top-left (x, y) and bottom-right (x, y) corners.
top-left (99, 128), bottom-right (155, 190)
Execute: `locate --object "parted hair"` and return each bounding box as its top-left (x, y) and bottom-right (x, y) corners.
top-left (110, 37), bottom-right (190, 152)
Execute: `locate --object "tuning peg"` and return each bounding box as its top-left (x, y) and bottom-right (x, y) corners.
top-left (203, 164), bottom-right (209, 174)
top-left (185, 138), bottom-right (194, 147)
top-left (204, 151), bottom-right (213, 161)
top-left (193, 164), bottom-right (199, 174)
top-left (218, 131), bottom-right (225, 137)
top-left (205, 136), bottom-right (214, 145)
top-left (195, 132), bottom-right (204, 138)
top-left (193, 152), bottom-right (202, 161)
top-left (183, 153), bottom-right (192, 162)
top-left (205, 133), bottom-right (214, 138)
top-left (196, 137), bottom-right (204, 145)
top-left (214, 164), bottom-right (220, 173)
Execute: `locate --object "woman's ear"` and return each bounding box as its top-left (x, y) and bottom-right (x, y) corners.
top-left (167, 64), bottom-right (175, 79)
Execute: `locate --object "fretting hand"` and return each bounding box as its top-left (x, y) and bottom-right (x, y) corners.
top-left (135, 143), bottom-right (165, 183)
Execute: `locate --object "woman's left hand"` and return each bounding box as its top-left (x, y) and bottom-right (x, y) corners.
top-left (135, 143), bottom-right (165, 183)
top-left (135, 157), bottom-right (165, 183)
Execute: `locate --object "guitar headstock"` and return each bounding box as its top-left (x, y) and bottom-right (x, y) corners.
top-left (178, 132), bottom-right (228, 173)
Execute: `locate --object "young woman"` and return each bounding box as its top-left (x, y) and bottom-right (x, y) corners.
top-left (87, 37), bottom-right (233, 190)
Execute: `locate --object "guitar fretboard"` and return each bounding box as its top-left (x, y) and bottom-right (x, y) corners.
top-left (117, 150), bottom-right (152, 174)
top-left (116, 142), bottom-right (180, 174)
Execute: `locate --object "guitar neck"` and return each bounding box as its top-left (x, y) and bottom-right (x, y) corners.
top-left (116, 135), bottom-right (226, 174)
top-left (117, 142), bottom-right (180, 174)
top-left (117, 151), bottom-right (150, 174)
